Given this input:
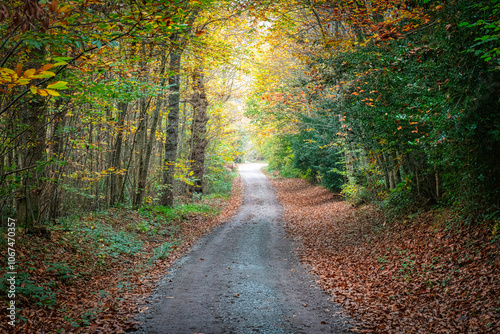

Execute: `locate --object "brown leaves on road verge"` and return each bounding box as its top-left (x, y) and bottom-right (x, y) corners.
top-left (271, 178), bottom-right (499, 333)
top-left (0, 176), bottom-right (243, 334)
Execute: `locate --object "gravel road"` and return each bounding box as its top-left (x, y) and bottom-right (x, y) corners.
top-left (137, 163), bottom-right (353, 333)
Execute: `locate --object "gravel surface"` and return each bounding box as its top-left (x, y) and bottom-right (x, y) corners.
top-left (136, 163), bottom-right (353, 333)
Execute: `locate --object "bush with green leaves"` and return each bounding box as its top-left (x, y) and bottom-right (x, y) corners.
top-left (247, 0), bottom-right (500, 222)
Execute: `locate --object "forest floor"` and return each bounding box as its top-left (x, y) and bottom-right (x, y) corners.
top-left (3, 169), bottom-right (499, 333)
top-left (0, 176), bottom-right (243, 333)
top-left (269, 177), bottom-right (500, 333)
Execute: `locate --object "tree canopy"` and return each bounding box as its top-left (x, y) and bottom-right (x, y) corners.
top-left (0, 0), bottom-right (498, 226)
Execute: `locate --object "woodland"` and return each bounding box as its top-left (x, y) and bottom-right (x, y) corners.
top-left (0, 0), bottom-right (499, 333)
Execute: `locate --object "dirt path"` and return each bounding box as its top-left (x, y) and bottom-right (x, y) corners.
top-left (136, 163), bottom-right (352, 333)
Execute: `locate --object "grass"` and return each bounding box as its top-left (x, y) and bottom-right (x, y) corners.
top-left (139, 202), bottom-right (219, 222)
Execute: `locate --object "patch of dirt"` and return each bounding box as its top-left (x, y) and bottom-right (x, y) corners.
top-left (270, 177), bottom-right (500, 333)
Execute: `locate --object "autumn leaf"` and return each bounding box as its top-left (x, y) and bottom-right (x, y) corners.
top-left (23, 68), bottom-right (37, 78)
top-left (16, 63), bottom-right (22, 77)
top-left (39, 64), bottom-right (55, 72)
top-left (46, 89), bottom-right (61, 96)
top-left (47, 81), bottom-right (68, 90)
top-left (37, 89), bottom-right (49, 97)
top-left (50, 0), bottom-right (59, 13)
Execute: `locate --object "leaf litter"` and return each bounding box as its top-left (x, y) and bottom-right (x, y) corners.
top-left (0, 176), bottom-right (242, 333)
top-left (270, 177), bottom-right (499, 333)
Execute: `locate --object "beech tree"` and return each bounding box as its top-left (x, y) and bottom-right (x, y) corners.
top-left (0, 0), bottom-right (247, 227)
top-left (246, 0), bottom-right (500, 219)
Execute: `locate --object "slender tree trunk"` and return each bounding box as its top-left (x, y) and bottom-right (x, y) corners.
top-left (48, 101), bottom-right (66, 222)
top-left (393, 152), bottom-right (402, 185)
top-left (435, 166), bottom-right (440, 201)
top-left (189, 67), bottom-right (209, 196)
top-left (159, 9), bottom-right (198, 207)
top-left (135, 51), bottom-right (168, 207)
top-left (387, 152), bottom-right (397, 189)
top-left (161, 45), bottom-right (182, 207)
top-left (134, 46), bottom-right (165, 209)
top-left (377, 154), bottom-right (390, 189)
top-left (133, 98), bottom-right (148, 208)
top-left (110, 102), bottom-right (127, 206)
top-left (133, 42), bottom-right (149, 209)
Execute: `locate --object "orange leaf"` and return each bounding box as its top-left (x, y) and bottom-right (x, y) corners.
top-left (16, 64), bottom-right (22, 77)
top-left (24, 69), bottom-right (36, 78)
top-left (51, 0), bottom-right (59, 13)
top-left (39, 64), bottom-right (55, 72)
top-left (37, 89), bottom-right (49, 97)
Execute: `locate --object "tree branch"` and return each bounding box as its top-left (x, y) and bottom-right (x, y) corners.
top-left (0, 20), bottom-right (142, 116)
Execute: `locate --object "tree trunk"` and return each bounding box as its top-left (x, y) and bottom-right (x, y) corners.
top-left (377, 154), bottom-right (390, 189)
top-left (161, 45), bottom-right (182, 207)
top-left (435, 166), bottom-right (440, 202)
top-left (133, 42), bottom-right (149, 209)
top-left (16, 97), bottom-right (46, 229)
top-left (48, 100), bottom-right (66, 222)
top-left (134, 50), bottom-right (168, 208)
top-left (387, 152), bottom-right (398, 189)
top-left (159, 9), bottom-right (198, 207)
top-left (16, 47), bottom-right (47, 229)
top-left (132, 98), bottom-right (149, 208)
top-left (189, 67), bottom-right (209, 196)
top-left (110, 102), bottom-right (127, 206)
top-left (393, 152), bottom-right (402, 186)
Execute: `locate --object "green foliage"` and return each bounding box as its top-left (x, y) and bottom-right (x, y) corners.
top-left (204, 168), bottom-right (236, 196)
top-left (460, 0), bottom-right (500, 69)
top-left (380, 183), bottom-right (421, 220)
top-left (149, 239), bottom-right (183, 263)
top-left (341, 183), bottom-right (371, 206)
top-left (260, 135), bottom-right (300, 178)
top-left (247, 0), bottom-right (500, 222)
top-left (292, 119), bottom-right (344, 190)
top-left (0, 272), bottom-right (56, 308)
top-left (47, 262), bottom-right (75, 282)
top-left (73, 222), bottom-right (143, 258)
top-left (139, 202), bottom-right (219, 221)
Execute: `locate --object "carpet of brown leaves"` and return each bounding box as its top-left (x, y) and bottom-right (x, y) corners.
top-left (0, 176), bottom-right (242, 334)
top-left (270, 177), bottom-right (500, 333)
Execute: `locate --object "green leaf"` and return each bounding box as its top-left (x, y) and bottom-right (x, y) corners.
top-left (47, 81), bottom-right (68, 90)
top-left (53, 57), bottom-right (72, 62)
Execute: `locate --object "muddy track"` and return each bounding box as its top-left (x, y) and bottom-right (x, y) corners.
top-left (135, 163), bottom-right (353, 333)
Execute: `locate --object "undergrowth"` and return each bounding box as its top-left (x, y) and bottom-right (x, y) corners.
top-left (0, 194), bottom-right (231, 331)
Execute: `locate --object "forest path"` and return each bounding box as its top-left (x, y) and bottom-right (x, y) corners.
top-left (137, 163), bottom-right (352, 333)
